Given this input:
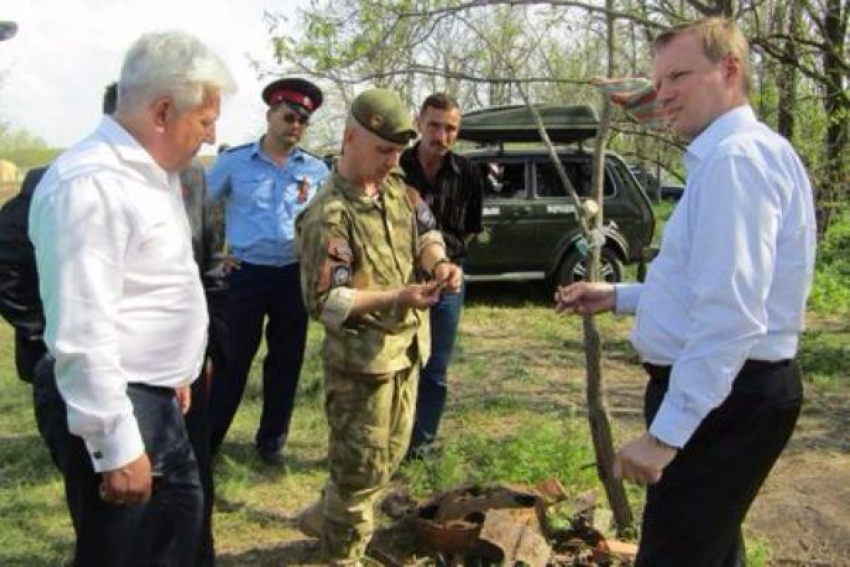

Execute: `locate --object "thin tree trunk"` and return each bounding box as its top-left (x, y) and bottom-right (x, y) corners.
top-left (776, 2), bottom-right (798, 140)
top-left (583, 0), bottom-right (634, 536)
top-left (819, 0), bottom-right (848, 237)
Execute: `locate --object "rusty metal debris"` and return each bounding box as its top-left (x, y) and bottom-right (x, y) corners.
top-left (374, 478), bottom-right (637, 566)
top-left (479, 508), bottom-right (551, 567)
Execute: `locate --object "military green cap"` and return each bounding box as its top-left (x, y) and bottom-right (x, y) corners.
top-left (350, 88), bottom-right (417, 145)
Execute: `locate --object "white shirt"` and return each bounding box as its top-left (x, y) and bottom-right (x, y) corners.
top-left (615, 106), bottom-right (816, 448)
top-left (29, 117), bottom-right (208, 472)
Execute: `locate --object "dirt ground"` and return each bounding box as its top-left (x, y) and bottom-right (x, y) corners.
top-left (601, 345), bottom-right (850, 566)
top-left (452, 298), bottom-right (850, 567)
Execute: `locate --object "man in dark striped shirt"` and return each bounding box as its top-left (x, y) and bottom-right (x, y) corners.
top-left (400, 92), bottom-right (485, 457)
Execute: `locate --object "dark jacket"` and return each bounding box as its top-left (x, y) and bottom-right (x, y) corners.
top-left (179, 161), bottom-right (227, 295)
top-left (0, 167), bottom-right (47, 381)
top-left (0, 162), bottom-right (226, 382)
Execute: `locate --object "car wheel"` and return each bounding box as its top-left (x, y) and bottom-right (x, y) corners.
top-left (557, 247), bottom-right (623, 285)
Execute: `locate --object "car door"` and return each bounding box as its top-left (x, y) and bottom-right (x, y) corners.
top-left (530, 155), bottom-right (614, 267)
top-left (464, 157), bottom-right (536, 275)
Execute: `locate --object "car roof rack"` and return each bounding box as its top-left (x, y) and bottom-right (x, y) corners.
top-left (459, 104), bottom-right (599, 145)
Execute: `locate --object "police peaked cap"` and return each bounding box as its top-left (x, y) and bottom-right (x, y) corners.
top-left (262, 77), bottom-right (323, 118)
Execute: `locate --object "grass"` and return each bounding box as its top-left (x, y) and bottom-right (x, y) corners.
top-left (0, 275), bottom-right (846, 564)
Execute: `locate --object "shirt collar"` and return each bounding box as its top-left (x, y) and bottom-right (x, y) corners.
top-left (253, 137), bottom-right (306, 163)
top-left (331, 170), bottom-right (400, 212)
top-left (685, 105), bottom-right (756, 171)
top-left (444, 150), bottom-right (461, 175)
top-left (407, 141), bottom-right (461, 176)
top-left (97, 116), bottom-right (173, 189)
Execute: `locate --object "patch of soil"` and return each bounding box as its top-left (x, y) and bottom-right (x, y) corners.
top-left (456, 306), bottom-right (850, 566)
top-left (748, 453), bottom-right (850, 566)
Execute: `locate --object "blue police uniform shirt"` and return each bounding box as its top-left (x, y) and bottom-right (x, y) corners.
top-left (207, 139), bottom-right (330, 267)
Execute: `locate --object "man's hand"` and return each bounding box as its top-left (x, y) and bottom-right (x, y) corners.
top-left (613, 432), bottom-right (678, 485)
top-left (223, 255), bottom-right (241, 275)
top-left (396, 282), bottom-right (444, 310)
top-left (433, 260), bottom-right (463, 294)
top-left (554, 282), bottom-right (616, 316)
top-left (175, 385), bottom-right (191, 415)
top-left (99, 452), bottom-right (153, 506)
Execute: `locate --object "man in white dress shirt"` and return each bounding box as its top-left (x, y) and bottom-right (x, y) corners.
top-left (555, 18), bottom-right (815, 566)
top-left (29, 32), bottom-right (235, 566)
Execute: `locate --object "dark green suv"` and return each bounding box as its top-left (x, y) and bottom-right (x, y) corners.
top-left (458, 105), bottom-right (656, 285)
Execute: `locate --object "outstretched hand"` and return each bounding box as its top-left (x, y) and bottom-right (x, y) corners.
top-left (554, 281), bottom-right (616, 316)
top-left (396, 281), bottom-right (444, 310)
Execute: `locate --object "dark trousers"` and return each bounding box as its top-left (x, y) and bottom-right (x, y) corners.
top-left (183, 290), bottom-right (228, 566)
top-left (636, 359), bottom-right (803, 567)
top-left (33, 358), bottom-right (203, 567)
top-left (209, 262), bottom-right (307, 454)
top-left (408, 283), bottom-right (465, 455)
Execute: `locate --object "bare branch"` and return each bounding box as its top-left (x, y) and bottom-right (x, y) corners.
top-left (275, 62), bottom-right (594, 87)
top-left (394, 0), bottom-right (665, 30)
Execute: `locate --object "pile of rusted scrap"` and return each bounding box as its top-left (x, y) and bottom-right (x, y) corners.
top-left (372, 478), bottom-right (638, 566)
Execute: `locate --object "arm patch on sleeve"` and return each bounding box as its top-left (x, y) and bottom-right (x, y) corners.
top-left (318, 238), bottom-right (353, 294)
top-left (406, 185), bottom-right (438, 234)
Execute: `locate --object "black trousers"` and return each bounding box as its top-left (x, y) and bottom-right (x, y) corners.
top-left (636, 359), bottom-right (803, 567)
top-left (183, 290), bottom-right (228, 567)
top-left (33, 359), bottom-right (203, 567)
top-left (209, 262), bottom-right (307, 454)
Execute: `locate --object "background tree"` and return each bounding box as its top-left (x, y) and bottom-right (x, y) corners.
top-left (266, 0), bottom-right (846, 234)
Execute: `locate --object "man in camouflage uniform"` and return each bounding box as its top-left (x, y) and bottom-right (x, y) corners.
top-left (296, 88), bottom-right (463, 565)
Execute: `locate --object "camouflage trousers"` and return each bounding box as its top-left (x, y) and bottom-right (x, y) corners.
top-left (320, 363), bottom-right (418, 565)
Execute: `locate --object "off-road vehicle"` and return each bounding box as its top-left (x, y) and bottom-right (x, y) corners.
top-left (459, 105), bottom-right (656, 285)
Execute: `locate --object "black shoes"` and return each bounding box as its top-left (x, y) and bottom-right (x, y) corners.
top-left (256, 445), bottom-right (283, 465)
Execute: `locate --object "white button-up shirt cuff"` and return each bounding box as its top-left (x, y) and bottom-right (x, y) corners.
top-left (614, 283), bottom-right (642, 315)
top-left (84, 416), bottom-right (146, 472)
top-left (320, 287), bottom-right (356, 330)
top-left (649, 398), bottom-right (700, 449)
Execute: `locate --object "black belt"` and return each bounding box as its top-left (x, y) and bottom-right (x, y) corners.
top-left (643, 359), bottom-right (792, 382)
top-left (127, 382), bottom-right (175, 397)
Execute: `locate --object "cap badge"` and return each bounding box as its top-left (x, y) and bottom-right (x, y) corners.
top-left (370, 113), bottom-right (385, 131)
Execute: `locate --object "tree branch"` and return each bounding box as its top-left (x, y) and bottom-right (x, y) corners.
top-left (394, 0), bottom-right (665, 30)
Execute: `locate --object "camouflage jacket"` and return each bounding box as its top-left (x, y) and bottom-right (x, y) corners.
top-left (296, 171), bottom-right (444, 374)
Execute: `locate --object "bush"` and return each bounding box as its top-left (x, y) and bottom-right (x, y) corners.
top-left (809, 210), bottom-right (850, 316)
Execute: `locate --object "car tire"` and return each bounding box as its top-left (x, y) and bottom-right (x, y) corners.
top-left (557, 246), bottom-right (623, 285)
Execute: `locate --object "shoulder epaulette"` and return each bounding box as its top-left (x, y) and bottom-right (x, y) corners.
top-left (224, 142), bottom-right (253, 154)
top-left (297, 147), bottom-right (329, 162)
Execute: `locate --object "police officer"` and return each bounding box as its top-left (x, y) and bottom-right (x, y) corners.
top-left (207, 77), bottom-right (330, 464)
top-left (296, 88), bottom-right (463, 565)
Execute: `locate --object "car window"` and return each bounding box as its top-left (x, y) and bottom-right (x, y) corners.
top-left (535, 160), bottom-right (615, 198)
top-left (478, 161), bottom-right (527, 201)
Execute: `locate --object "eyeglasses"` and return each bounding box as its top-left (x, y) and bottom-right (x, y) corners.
top-left (281, 112), bottom-right (309, 126)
